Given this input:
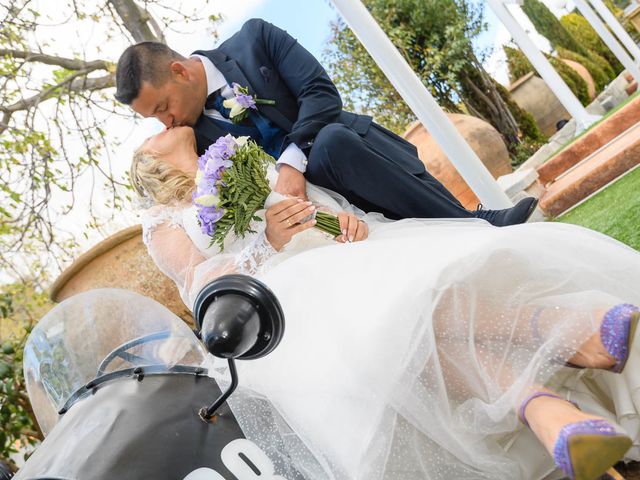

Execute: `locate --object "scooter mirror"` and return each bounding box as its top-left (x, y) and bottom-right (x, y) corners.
top-left (193, 274), bottom-right (285, 360)
top-left (192, 274), bottom-right (285, 421)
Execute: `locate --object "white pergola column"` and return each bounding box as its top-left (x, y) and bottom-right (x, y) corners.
top-left (587, 0), bottom-right (640, 64)
top-left (330, 0), bottom-right (512, 208)
top-left (488, 0), bottom-right (600, 132)
top-left (572, 0), bottom-right (640, 83)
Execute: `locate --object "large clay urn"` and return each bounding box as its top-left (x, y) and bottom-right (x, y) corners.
top-left (50, 225), bottom-right (192, 324)
top-left (509, 72), bottom-right (570, 137)
top-left (403, 113), bottom-right (512, 209)
top-left (561, 58), bottom-right (596, 100)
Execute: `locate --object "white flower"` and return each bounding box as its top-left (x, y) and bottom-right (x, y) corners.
top-left (193, 193), bottom-right (220, 207)
top-left (234, 136), bottom-right (250, 147)
top-left (195, 169), bottom-right (204, 185)
top-left (223, 98), bottom-right (245, 118)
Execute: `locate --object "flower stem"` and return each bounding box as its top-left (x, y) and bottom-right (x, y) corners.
top-left (256, 99), bottom-right (276, 105)
top-left (314, 211), bottom-right (341, 237)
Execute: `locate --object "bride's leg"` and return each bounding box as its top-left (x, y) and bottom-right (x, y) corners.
top-left (434, 288), bottom-right (638, 371)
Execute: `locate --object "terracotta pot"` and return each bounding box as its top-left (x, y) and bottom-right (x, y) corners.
top-left (50, 225), bottom-right (192, 324)
top-left (561, 58), bottom-right (596, 100)
top-left (403, 113), bottom-right (512, 209)
top-left (509, 72), bottom-right (570, 137)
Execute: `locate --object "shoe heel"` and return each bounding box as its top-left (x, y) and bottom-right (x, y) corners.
top-left (620, 311), bottom-right (639, 372)
top-left (600, 304), bottom-right (640, 373)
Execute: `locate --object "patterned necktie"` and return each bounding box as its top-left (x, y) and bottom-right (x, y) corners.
top-left (205, 90), bottom-right (230, 118)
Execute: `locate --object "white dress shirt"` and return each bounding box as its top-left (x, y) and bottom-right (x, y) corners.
top-left (192, 54), bottom-right (308, 173)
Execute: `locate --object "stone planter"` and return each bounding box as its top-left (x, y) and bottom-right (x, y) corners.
top-left (50, 225), bottom-right (192, 324)
top-left (509, 72), bottom-right (570, 137)
top-left (403, 113), bottom-right (512, 209)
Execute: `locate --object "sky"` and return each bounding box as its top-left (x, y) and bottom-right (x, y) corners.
top-left (9, 0), bottom-right (577, 279)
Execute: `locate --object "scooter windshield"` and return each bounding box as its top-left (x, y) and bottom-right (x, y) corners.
top-left (23, 288), bottom-right (207, 435)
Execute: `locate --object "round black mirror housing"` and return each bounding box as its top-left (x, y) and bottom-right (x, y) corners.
top-left (193, 274), bottom-right (285, 360)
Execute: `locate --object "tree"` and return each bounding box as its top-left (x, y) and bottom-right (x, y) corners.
top-left (522, 0), bottom-right (588, 56)
top-left (324, 0), bottom-right (544, 159)
top-left (0, 1), bottom-right (218, 285)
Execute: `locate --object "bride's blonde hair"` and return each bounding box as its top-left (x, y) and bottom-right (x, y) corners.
top-left (130, 146), bottom-right (195, 205)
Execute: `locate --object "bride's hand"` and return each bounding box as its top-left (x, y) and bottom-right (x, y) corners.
top-left (336, 212), bottom-right (368, 243)
top-left (265, 198), bottom-right (317, 251)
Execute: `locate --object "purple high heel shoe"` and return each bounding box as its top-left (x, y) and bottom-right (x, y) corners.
top-left (519, 392), bottom-right (631, 480)
top-left (531, 304), bottom-right (639, 372)
top-left (600, 303), bottom-right (639, 373)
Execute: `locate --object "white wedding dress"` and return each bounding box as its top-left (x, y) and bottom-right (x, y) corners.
top-left (141, 179), bottom-right (640, 480)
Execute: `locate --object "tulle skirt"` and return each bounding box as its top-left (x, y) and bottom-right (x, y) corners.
top-left (227, 217), bottom-right (640, 480)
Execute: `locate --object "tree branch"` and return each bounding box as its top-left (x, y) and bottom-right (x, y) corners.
top-left (0, 73), bottom-right (115, 135)
top-left (0, 49), bottom-right (112, 71)
top-left (108, 0), bottom-right (162, 43)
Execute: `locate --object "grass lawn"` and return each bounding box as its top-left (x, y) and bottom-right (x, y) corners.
top-left (556, 166), bottom-right (640, 251)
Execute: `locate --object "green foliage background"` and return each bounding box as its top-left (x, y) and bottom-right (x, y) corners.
top-left (0, 281), bottom-right (51, 469)
top-left (522, 0), bottom-right (588, 55)
top-left (324, 0), bottom-right (544, 160)
top-left (504, 46), bottom-right (591, 106)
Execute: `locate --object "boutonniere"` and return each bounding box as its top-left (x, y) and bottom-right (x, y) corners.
top-left (223, 83), bottom-right (276, 124)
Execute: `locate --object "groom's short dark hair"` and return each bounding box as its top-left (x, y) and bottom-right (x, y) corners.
top-left (115, 42), bottom-right (186, 105)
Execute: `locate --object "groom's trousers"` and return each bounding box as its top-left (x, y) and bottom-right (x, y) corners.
top-left (305, 123), bottom-right (475, 221)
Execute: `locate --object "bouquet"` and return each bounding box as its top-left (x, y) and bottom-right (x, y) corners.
top-left (193, 134), bottom-right (341, 250)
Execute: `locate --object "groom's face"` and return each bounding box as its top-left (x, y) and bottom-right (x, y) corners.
top-left (131, 62), bottom-right (204, 128)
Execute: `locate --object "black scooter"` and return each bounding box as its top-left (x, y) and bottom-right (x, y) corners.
top-left (14, 275), bottom-right (325, 479)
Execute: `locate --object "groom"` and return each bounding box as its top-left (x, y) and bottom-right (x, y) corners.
top-left (115, 18), bottom-right (537, 225)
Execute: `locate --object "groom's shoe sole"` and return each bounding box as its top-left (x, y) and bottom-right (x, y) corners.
top-left (522, 197), bottom-right (539, 223)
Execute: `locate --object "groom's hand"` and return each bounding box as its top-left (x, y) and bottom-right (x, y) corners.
top-left (275, 164), bottom-right (308, 201)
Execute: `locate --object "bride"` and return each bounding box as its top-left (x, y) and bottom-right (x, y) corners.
top-left (130, 126), bottom-right (640, 480)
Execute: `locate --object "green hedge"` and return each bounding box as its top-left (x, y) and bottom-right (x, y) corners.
top-left (560, 13), bottom-right (623, 74)
top-left (522, 0), bottom-right (588, 55)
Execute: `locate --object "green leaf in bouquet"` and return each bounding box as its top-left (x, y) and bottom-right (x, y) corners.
top-left (209, 140), bottom-right (275, 250)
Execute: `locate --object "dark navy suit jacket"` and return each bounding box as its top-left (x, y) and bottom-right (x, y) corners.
top-left (192, 18), bottom-right (424, 175)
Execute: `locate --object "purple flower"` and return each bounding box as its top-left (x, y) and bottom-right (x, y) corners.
top-left (205, 156), bottom-right (232, 180)
top-left (235, 93), bottom-right (257, 110)
top-left (205, 135), bottom-right (237, 161)
top-left (197, 206), bottom-right (225, 237)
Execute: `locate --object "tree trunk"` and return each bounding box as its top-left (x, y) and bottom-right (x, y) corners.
top-left (459, 58), bottom-right (522, 152)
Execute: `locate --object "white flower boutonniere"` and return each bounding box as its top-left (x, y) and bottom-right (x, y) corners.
top-left (223, 83), bottom-right (276, 124)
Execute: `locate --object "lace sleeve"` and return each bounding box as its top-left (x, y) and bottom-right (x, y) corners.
top-left (142, 206), bottom-right (279, 310)
top-left (235, 231), bottom-right (278, 275)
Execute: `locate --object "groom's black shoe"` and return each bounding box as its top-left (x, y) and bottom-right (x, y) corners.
top-left (474, 197), bottom-right (539, 227)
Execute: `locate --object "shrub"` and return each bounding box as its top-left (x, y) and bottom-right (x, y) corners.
top-left (560, 13), bottom-right (623, 74)
top-left (556, 46), bottom-right (610, 93)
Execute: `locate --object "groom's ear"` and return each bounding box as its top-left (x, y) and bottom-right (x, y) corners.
top-left (170, 61), bottom-right (190, 82)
